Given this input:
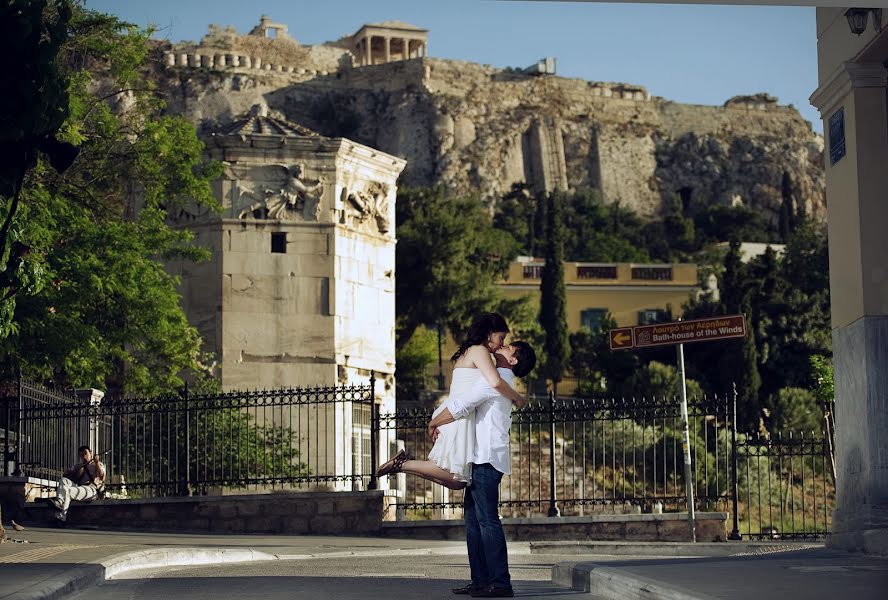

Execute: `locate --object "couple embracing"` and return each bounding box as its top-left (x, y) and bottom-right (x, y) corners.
top-left (377, 313), bottom-right (536, 598)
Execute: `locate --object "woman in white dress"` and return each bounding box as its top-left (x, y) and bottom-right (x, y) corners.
top-left (376, 313), bottom-right (532, 489)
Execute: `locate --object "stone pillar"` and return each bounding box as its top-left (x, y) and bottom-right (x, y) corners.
top-left (364, 36), bottom-right (371, 66)
top-left (216, 54), bottom-right (226, 68)
top-left (810, 61), bottom-right (888, 556)
top-left (230, 54), bottom-right (240, 68)
top-left (164, 52), bottom-right (175, 67)
top-left (384, 37), bottom-right (391, 63)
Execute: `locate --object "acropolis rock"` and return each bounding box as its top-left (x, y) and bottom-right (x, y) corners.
top-left (148, 17), bottom-right (825, 223)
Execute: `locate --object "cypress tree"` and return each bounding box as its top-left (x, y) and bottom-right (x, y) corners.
top-left (779, 171), bottom-right (796, 242)
top-left (532, 190), bottom-right (548, 257)
top-left (539, 192), bottom-right (570, 394)
top-left (720, 240), bottom-right (746, 314)
top-left (737, 293), bottom-right (762, 432)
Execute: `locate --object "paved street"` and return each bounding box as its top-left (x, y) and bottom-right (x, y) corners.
top-left (66, 553), bottom-right (600, 600)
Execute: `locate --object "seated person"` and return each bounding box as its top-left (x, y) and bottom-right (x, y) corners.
top-left (44, 445), bottom-right (105, 527)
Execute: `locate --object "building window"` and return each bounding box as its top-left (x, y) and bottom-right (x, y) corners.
top-left (523, 265), bottom-right (543, 279)
top-left (577, 265), bottom-right (617, 279)
top-left (271, 232), bottom-right (287, 253)
top-left (638, 309), bottom-right (670, 325)
top-left (581, 308), bottom-right (608, 331)
top-left (632, 266), bottom-right (673, 281)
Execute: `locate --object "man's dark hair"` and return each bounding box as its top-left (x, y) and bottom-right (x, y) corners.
top-left (511, 341), bottom-right (537, 378)
top-left (78, 445), bottom-right (91, 454)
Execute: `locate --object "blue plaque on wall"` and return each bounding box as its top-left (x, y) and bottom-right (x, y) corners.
top-left (829, 107), bottom-right (846, 165)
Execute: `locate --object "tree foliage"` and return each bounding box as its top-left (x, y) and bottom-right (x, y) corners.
top-left (0, 5), bottom-right (221, 394)
top-left (538, 192), bottom-right (570, 385)
top-left (395, 186), bottom-right (518, 348)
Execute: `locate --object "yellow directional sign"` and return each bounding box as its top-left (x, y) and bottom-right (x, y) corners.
top-left (609, 327), bottom-right (634, 350)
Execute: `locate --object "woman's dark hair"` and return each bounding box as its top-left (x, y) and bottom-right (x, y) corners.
top-left (451, 313), bottom-right (509, 362)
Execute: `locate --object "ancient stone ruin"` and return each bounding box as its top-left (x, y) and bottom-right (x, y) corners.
top-left (152, 16), bottom-right (824, 222)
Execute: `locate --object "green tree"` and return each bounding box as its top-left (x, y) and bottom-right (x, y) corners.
top-left (809, 354), bottom-right (836, 480)
top-left (778, 171), bottom-right (796, 242)
top-left (394, 324), bottom-right (438, 401)
top-left (568, 313), bottom-right (638, 395)
top-left (767, 387), bottom-right (821, 434)
top-left (538, 192), bottom-right (570, 391)
top-left (694, 205), bottom-right (774, 245)
top-left (623, 361), bottom-right (704, 401)
top-left (720, 294), bottom-right (762, 433)
top-left (720, 240), bottom-right (746, 314)
top-left (0, 6), bottom-right (221, 393)
top-left (0, 0), bottom-right (75, 331)
top-left (493, 183), bottom-right (536, 255)
top-left (395, 186), bottom-right (518, 349)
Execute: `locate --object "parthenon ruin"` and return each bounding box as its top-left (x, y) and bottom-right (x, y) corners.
top-left (351, 21), bottom-right (429, 66)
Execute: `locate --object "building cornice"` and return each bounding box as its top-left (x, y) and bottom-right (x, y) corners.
top-left (810, 61), bottom-right (888, 116)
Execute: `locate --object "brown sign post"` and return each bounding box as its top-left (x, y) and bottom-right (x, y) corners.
top-left (607, 313), bottom-right (747, 543)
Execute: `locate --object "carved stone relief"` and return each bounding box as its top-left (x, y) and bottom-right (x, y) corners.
top-left (340, 180), bottom-right (391, 234)
top-left (223, 163), bottom-right (325, 221)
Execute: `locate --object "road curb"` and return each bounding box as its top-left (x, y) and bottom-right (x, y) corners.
top-left (532, 540), bottom-right (822, 557)
top-left (552, 560), bottom-right (717, 600)
top-left (13, 547), bottom-right (277, 600)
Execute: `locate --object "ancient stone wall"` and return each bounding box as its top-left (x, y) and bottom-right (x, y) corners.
top-left (152, 27), bottom-right (825, 223)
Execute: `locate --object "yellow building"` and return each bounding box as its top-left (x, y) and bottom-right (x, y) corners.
top-left (421, 258), bottom-right (698, 394)
top-left (499, 258), bottom-right (698, 331)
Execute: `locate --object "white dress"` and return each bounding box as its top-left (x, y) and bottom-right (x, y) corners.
top-left (427, 368), bottom-right (484, 483)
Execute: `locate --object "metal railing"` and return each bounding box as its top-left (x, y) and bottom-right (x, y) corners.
top-left (379, 390), bottom-right (835, 539)
top-left (2, 375), bottom-right (376, 497)
top-left (381, 391), bottom-right (732, 519)
top-left (1, 375), bottom-right (834, 539)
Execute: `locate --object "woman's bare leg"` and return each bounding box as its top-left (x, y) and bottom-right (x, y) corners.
top-left (400, 460), bottom-right (467, 490)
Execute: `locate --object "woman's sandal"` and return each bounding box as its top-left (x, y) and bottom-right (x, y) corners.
top-left (376, 449), bottom-right (409, 477)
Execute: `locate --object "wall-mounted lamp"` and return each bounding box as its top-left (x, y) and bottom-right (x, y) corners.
top-left (845, 8), bottom-right (883, 36)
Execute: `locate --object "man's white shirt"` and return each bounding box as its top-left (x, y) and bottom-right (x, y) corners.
top-left (445, 367), bottom-right (514, 475)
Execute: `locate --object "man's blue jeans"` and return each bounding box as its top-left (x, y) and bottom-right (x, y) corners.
top-left (465, 462), bottom-right (511, 590)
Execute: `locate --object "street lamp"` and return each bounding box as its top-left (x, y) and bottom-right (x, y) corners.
top-left (846, 8), bottom-right (869, 35)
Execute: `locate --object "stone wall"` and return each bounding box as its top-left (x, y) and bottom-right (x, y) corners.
top-left (381, 513), bottom-right (728, 543)
top-left (23, 491), bottom-right (385, 535)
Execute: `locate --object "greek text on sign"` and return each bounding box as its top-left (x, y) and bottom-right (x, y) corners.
top-left (633, 315), bottom-right (746, 349)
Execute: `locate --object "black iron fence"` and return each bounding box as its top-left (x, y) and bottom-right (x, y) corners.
top-left (379, 390), bottom-right (834, 539)
top-left (0, 376), bottom-right (834, 539)
top-left (1, 376), bottom-right (377, 497)
top-left (381, 392), bottom-right (732, 519)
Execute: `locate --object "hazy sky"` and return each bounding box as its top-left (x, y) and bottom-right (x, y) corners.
top-left (86, 0), bottom-right (822, 132)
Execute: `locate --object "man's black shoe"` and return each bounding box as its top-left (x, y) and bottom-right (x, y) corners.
top-left (470, 585), bottom-right (514, 598)
top-left (38, 497), bottom-right (61, 510)
top-left (49, 518), bottom-right (67, 529)
top-left (452, 583), bottom-right (482, 595)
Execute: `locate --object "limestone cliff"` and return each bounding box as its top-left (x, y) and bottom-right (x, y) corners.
top-left (152, 32), bottom-right (825, 223)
